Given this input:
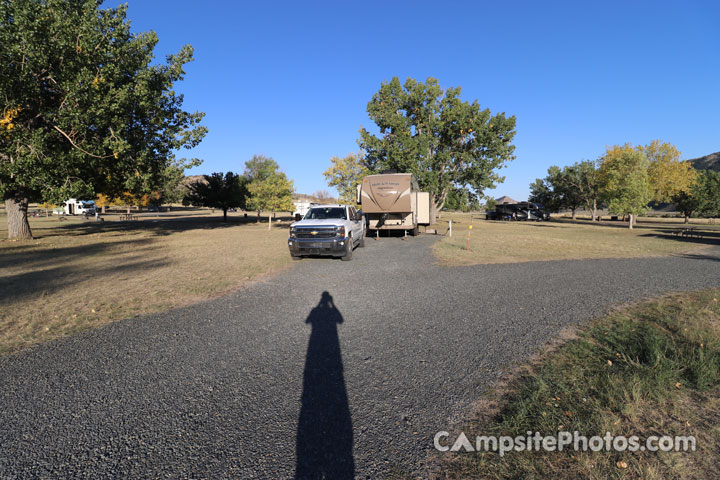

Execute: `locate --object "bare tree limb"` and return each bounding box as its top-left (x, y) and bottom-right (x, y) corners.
top-left (53, 125), bottom-right (113, 159)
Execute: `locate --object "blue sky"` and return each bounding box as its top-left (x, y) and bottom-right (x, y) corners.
top-left (122, 0), bottom-right (719, 201)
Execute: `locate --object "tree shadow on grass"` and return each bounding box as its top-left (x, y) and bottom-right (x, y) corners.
top-left (0, 254), bottom-right (170, 305)
top-left (0, 238), bottom-right (157, 271)
top-left (40, 215), bottom-right (295, 239)
top-left (296, 291), bottom-right (354, 479)
top-left (6, 209), bottom-right (297, 240)
top-left (671, 252), bottom-right (720, 263)
top-left (638, 231), bottom-right (720, 247)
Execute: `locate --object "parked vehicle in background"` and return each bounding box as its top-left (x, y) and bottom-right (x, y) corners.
top-left (486, 202), bottom-right (549, 221)
top-left (357, 173), bottom-right (431, 236)
top-left (61, 199), bottom-right (96, 215)
top-left (293, 201), bottom-right (318, 220)
top-left (288, 204), bottom-right (365, 260)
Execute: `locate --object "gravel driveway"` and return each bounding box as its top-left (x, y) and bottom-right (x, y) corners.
top-left (1, 235), bottom-right (719, 478)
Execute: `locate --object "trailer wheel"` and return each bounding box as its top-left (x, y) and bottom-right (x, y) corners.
top-left (410, 226), bottom-right (419, 236)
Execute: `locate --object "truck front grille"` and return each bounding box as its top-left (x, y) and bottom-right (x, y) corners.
top-left (295, 228), bottom-right (336, 239)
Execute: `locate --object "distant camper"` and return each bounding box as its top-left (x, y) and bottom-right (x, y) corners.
top-left (293, 201), bottom-right (318, 220)
top-left (62, 198), bottom-right (96, 216)
top-left (486, 202), bottom-right (549, 221)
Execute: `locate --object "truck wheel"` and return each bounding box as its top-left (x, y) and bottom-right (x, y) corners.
top-left (358, 231), bottom-right (365, 247)
top-left (341, 237), bottom-right (353, 261)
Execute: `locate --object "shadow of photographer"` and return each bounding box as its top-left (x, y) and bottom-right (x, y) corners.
top-left (295, 291), bottom-right (355, 479)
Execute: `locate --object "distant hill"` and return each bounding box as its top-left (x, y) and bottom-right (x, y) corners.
top-left (293, 193), bottom-right (337, 204)
top-left (688, 152), bottom-right (720, 171)
top-left (182, 174), bottom-right (207, 187)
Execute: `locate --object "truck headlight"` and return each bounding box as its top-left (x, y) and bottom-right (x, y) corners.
top-left (335, 226), bottom-right (345, 237)
top-left (290, 227), bottom-right (297, 238)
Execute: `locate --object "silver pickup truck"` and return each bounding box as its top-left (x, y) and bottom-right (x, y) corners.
top-left (288, 204), bottom-right (365, 261)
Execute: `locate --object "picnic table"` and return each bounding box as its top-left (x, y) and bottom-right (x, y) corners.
top-left (671, 227), bottom-right (703, 239)
top-left (119, 213), bottom-right (138, 221)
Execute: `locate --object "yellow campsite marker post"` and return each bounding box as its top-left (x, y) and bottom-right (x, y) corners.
top-left (466, 224), bottom-right (472, 250)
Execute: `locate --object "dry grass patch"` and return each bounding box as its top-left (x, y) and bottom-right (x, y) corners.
top-left (0, 209), bottom-right (293, 354)
top-left (433, 213), bottom-right (718, 265)
top-left (435, 289), bottom-right (720, 480)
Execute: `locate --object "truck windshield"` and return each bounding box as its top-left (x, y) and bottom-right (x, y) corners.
top-left (304, 207), bottom-right (346, 220)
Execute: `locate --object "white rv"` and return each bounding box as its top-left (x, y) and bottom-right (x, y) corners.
top-left (293, 201), bottom-right (318, 220)
top-left (62, 198), bottom-right (96, 215)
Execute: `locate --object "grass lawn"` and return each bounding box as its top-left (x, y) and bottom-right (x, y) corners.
top-left (433, 213), bottom-right (720, 265)
top-left (0, 208), bottom-right (292, 355)
top-left (437, 288), bottom-right (720, 479)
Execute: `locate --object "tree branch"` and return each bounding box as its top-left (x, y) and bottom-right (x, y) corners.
top-left (53, 125), bottom-right (113, 159)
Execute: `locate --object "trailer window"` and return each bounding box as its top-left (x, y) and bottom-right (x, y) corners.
top-left (304, 207), bottom-right (347, 220)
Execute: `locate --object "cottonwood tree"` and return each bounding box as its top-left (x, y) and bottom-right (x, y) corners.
top-left (529, 166), bottom-right (583, 217)
top-left (643, 140), bottom-right (697, 203)
top-left (244, 154), bottom-right (280, 217)
top-left (244, 155), bottom-right (279, 183)
top-left (599, 144), bottom-right (652, 229)
top-left (565, 160), bottom-right (603, 221)
top-left (358, 77), bottom-right (516, 220)
top-left (247, 171), bottom-right (294, 229)
top-left (185, 172), bottom-right (248, 222)
top-left (323, 152), bottom-right (368, 205)
top-left (0, 0), bottom-right (206, 239)
top-left (161, 158), bottom-right (203, 206)
top-left (529, 175), bottom-right (561, 213)
top-left (484, 197), bottom-right (497, 212)
top-left (701, 171), bottom-right (720, 217)
top-left (312, 189), bottom-right (332, 202)
top-left (673, 170), bottom-right (720, 223)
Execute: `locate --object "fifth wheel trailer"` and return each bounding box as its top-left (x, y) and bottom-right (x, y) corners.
top-left (357, 173), bottom-right (431, 235)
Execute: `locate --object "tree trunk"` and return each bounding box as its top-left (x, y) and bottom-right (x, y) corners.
top-left (591, 199), bottom-right (597, 221)
top-left (571, 208), bottom-right (577, 220)
top-left (628, 214), bottom-right (634, 230)
top-left (101, 205), bottom-right (106, 214)
top-left (6, 196), bottom-right (33, 240)
top-left (268, 213), bottom-right (272, 230)
top-left (223, 208), bottom-right (228, 222)
top-left (126, 205), bottom-right (131, 214)
top-left (684, 214), bottom-right (690, 224)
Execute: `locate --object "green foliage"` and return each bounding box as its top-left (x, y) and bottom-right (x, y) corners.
top-left (484, 197), bottom-right (497, 212)
top-left (529, 164), bottom-right (592, 214)
top-left (184, 172), bottom-right (248, 220)
top-left (695, 170), bottom-right (720, 217)
top-left (599, 144), bottom-right (652, 219)
top-left (565, 159), bottom-right (602, 213)
top-left (247, 172), bottom-right (294, 213)
top-left (244, 155), bottom-right (279, 182)
top-left (161, 158), bottom-right (203, 205)
top-left (643, 140), bottom-right (697, 202)
top-left (0, 0), bottom-right (206, 206)
top-left (358, 77), bottom-right (516, 211)
top-left (323, 152), bottom-right (368, 205)
top-left (444, 187), bottom-right (479, 212)
top-left (243, 155), bottom-right (294, 213)
top-left (529, 168), bottom-right (563, 212)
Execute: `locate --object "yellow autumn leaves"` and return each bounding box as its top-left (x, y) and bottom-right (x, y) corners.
top-left (0, 107), bottom-right (21, 131)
